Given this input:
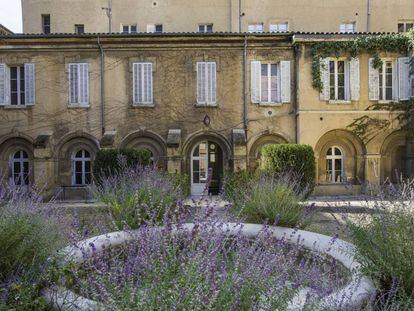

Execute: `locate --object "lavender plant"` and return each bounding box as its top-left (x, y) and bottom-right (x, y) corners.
top-left (92, 163), bottom-right (187, 230)
top-left (62, 218), bottom-right (350, 310)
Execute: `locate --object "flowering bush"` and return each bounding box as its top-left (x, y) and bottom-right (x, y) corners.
top-left (63, 219), bottom-right (349, 310)
top-left (92, 165), bottom-right (187, 230)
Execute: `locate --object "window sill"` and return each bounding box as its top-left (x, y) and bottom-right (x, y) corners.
top-left (195, 103), bottom-right (218, 108)
top-left (131, 103), bottom-right (155, 108)
top-left (377, 100), bottom-right (395, 104)
top-left (328, 100), bottom-right (352, 105)
top-left (2, 105), bottom-right (34, 110)
top-left (68, 104), bottom-right (90, 109)
top-left (257, 102), bottom-right (283, 107)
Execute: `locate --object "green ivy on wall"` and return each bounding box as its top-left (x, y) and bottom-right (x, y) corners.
top-left (309, 33), bottom-right (413, 91)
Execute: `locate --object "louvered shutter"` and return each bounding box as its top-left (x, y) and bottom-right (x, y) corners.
top-left (24, 63), bottom-right (36, 105)
top-left (133, 63), bottom-right (139, 104)
top-left (197, 62), bottom-right (205, 104)
top-left (207, 62), bottom-right (216, 104)
top-left (79, 63), bottom-right (89, 105)
top-left (0, 64), bottom-right (8, 105)
top-left (69, 64), bottom-right (78, 104)
top-left (392, 59), bottom-right (399, 101)
top-left (319, 58), bottom-right (330, 100)
top-left (398, 57), bottom-right (410, 100)
top-left (143, 63), bottom-right (153, 104)
top-left (250, 61), bottom-right (261, 103)
top-left (147, 25), bottom-right (155, 33)
top-left (368, 58), bottom-right (379, 101)
top-left (280, 60), bottom-right (291, 103)
top-left (349, 58), bottom-right (360, 101)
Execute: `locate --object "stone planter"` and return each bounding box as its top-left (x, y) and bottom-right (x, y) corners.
top-left (43, 223), bottom-right (375, 310)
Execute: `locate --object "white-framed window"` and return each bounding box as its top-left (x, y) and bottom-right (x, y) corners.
top-left (269, 22), bottom-right (288, 32)
top-left (329, 59), bottom-right (347, 100)
top-left (42, 14), bottom-right (51, 34)
top-left (248, 24), bottom-right (264, 33)
top-left (398, 21), bottom-right (414, 33)
top-left (339, 23), bottom-right (356, 33)
top-left (75, 24), bottom-right (85, 34)
top-left (379, 60), bottom-right (394, 101)
top-left (147, 24), bottom-right (163, 33)
top-left (199, 24), bottom-right (213, 33)
top-left (196, 62), bottom-right (217, 105)
top-left (72, 149), bottom-right (92, 186)
top-left (68, 63), bottom-right (89, 106)
top-left (0, 63), bottom-right (36, 106)
top-left (133, 62), bottom-right (153, 105)
top-left (326, 146), bottom-right (345, 183)
top-left (251, 60), bottom-right (291, 104)
top-left (121, 24), bottom-right (137, 34)
top-left (10, 150), bottom-right (29, 186)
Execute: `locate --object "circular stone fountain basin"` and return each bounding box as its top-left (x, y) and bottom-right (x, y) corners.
top-left (43, 223), bottom-right (375, 310)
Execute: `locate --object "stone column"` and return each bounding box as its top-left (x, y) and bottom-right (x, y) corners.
top-left (167, 129), bottom-right (182, 174)
top-left (33, 133), bottom-right (55, 198)
top-left (232, 129), bottom-right (247, 171)
top-left (365, 154), bottom-right (381, 185)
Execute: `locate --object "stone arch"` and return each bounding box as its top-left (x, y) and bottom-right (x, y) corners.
top-left (314, 129), bottom-right (366, 185)
top-left (380, 131), bottom-right (413, 183)
top-left (248, 132), bottom-right (290, 170)
top-left (119, 130), bottom-right (167, 168)
top-left (0, 135), bottom-right (34, 184)
top-left (55, 132), bottom-right (100, 186)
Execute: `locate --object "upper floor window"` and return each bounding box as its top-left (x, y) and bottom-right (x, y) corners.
top-left (133, 63), bottom-right (153, 105)
top-left (398, 21), bottom-right (413, 33)
top-left (329, 60), bottom-right (347, 100)
top-left (72, 149), bottom-right (91, 186)
top-left (251, 60), bottom-right (291, 104)
top-left (10, 150), bottom-right (29, 186)
top-left (196, 62), bottom-right (216, 105)
top-left (339, 23), bottom-right (355, 33)
top-left (369, 57), bottom-right (411, 102)
top-left (0, 63), bottom-right (36, 106)
top-left (320, 58), bottom-right (360, 102)
top-left (68, 63), bottom-right (89, 106)
top-left (75, 24), bottom-right (85, 34)
top-left (269, 22), bottom-right (288, 32)
top-left (248, 24), bottom-right (264, 33)
top-left (147, 24), bottom-right (163, 33)
top-left (122, 24), bottom-right (137, 34)
top-left (42, 14), bottom-right (51, 34)
top-left (199, 24), bottom-right (213, 33)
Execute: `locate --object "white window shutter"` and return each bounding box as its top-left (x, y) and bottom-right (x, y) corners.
top-left (0, 63), bottom-right (8, 105)
top-left (319, 58), bottom-right (330, 100)
top-left (392, 59), bottom-right (399, 101)
top-left (24, 63), bottom-right (36, 105)
top-left (197, 62), bottom-right (205, 104)
top-left (368, 58), bottom-right (379, 101)
top-left (349, 58), bottom-right (360, 101)
top-left (398, 57), bottom-right (410, 100)
top-left (250, 61), bottom-right (261, 103)
top-left (280, 60), bottom-right (291, 103)
top-left (208, 62), bottom-right (216, 104)
top-left (147, 25), bottom-right (155, 33)
top-left (79, 63), bottom-right (89, 105)
top-left (69, 64), bottom-right (78, 104)
top-left (133, 63), bottom-right (139, 104)
top-left (143, 63), bottom-right (153, 104)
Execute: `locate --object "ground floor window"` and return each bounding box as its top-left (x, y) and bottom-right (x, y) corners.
top-left (72, 149), bottom-right (91, 186)
top-left (10, 150), bottom-right (29, 186)
top-left (326, 146), bottom-right (345, 183)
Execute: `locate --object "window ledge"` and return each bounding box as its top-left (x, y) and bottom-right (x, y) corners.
top-left (68, 104), bottom-right (90, 109)
top-left (378, 100), bottom-right (395, 104)
top-left (131, 103), bottom-right (155, 108)
top-left (258, 102), bottom-right (283, 107)
top-left (2, 105), bottom-right (33, 110)
top-left (195, 103), bottom-right (218, 108)
top-left (328, 100), bottom-right (352, 105)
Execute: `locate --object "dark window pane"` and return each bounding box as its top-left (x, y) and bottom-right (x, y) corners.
top-left (206, 24), bottom-right (213, 32)
top-left (76, 150), bottom-right (83, 158)
top-left (338, 87), bottom-right (345, 100)
top-left (84, 150), bottom-right (90, 158)
top-left (327, 148), bottom-right (333, 156)
top-left (337, 61), bottom-right (345, 74)
top-left (85, 173), bottom-right (91, 184)
top-left (334, 148), bottom-right (342, 156)
top-left (75, 173), bottom-right (82, 185)
top-left (386, 88), bottom-right (393, 100)
top-left (155, 25), bottom-right (163, 32)
top-left (261, 64), bottom-right (267, 76)
top-left (85, 161), bottom-right (91, 173)
top-left (407, 23), bottom-right (414, 31)
top-left (75, 161), bottom-right (82, 172)
top-left (14, 162), bottom-right (21, 174)
top-left (11, 67), bottom-right (17, 79)
top-left (123, 25), bottom-right (129, 33)
top-left (131, 25), bottom-right (137, 33)
top-left (398, 23), bottom-right (405, 32)
top-left (271, 64), bottom-right (278, 76)
top-left (193, 172), bottom-right (199, 183)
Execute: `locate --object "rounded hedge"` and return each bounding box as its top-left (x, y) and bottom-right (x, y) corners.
top-left (261, 144), bottom-right (316, 192)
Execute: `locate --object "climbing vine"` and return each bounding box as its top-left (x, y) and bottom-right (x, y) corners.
top-left (309, 33), bottom-right (412, 91)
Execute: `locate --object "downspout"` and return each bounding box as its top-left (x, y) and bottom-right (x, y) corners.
top-left (97, 36), bottom-right (105, 136)
top-left (293, 43), bottom-right (299, 143)
top-left (366, 0), bottom-right (371, 32)
top-left (243, 35), bottom-right (248, 167)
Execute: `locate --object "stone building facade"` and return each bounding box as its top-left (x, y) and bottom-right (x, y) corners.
top-left (22, 0), bottom-right (414, 34)
top-left (0, 32), bottom-right (412, 198)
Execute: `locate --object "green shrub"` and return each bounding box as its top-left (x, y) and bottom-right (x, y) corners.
top-left (261, 144), bottom-right (316, 194)
top-left (93, 148), bottom-right (152, 179)
top-left (223, 170), bottom-right (257, 210)
top-left (240, 178), bottom-right (312, 228)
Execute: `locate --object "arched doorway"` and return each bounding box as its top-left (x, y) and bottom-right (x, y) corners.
top-left (191, 141), bottom-right (223, 196)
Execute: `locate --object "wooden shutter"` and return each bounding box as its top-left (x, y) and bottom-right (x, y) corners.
top-left (147, 24), bottom-right (155, 33)
top-left (69, 64), bottom-right (78, 104)
top-left (319, 58), bottom-right (330, 100)
top-left (0, 63), bottom-right (8, 105)
top-left (133, 63), bottom-right (140, 104)
top-left (143, 63), bottom-right (153, 104)
top-left (368, 58), bottom-right (379, 101)
top-left (349, 58), bottom-right (360, 101)
top-left (280, 60), bottom-right (291, 103)
top-left (207, 62), bottom-right (216, 104)
top-left (392, 59), bottom-right (399, 101)
top-left (398, 57), bottom-right (410, 100)
top-left (250, 61), bottom-right (261, 103)
top-left (79, 63), bottom-right (89, 105)
top-left (197, 62), bottom-right (206, 104)
top-left (24, 63), bottom-right (36, 105)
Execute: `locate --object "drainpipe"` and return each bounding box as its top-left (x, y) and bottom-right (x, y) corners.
top-left (293, 44), bottom-right (299, 143)
top-left (243, 35), bottom-right (247, 131)
top-left (97, 36), bottom-right (105, 136)
top-left (366, 0), bottom-right (371, 32)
